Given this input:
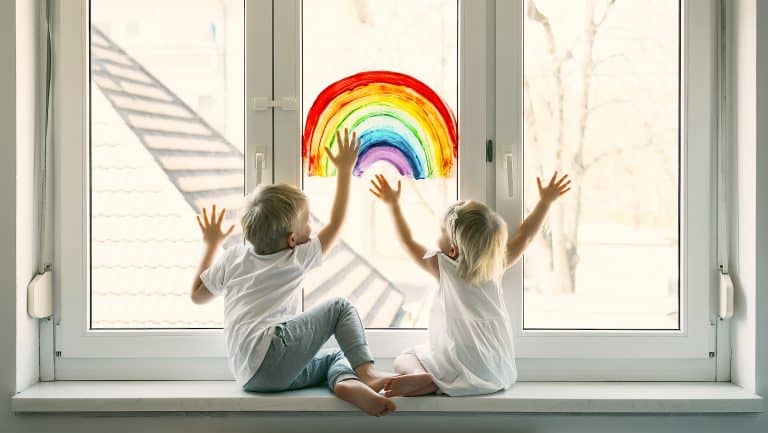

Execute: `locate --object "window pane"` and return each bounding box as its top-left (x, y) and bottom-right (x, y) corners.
top-left (522, 0), bottom-right (680, 329)
top-left (90, 0), bottom-right (244, 328)
top-left (302, 0), bottom-right (458, 328)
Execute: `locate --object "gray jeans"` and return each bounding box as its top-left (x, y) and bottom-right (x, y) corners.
top-left (243, 297), bottom-right (374, 393)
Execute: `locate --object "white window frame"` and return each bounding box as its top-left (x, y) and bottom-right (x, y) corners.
top-left (495, 0), bottom-right (719, 380)
top-left (52, 0), bottom-right (490, 379)
top-left (54, 0), bottom-right (272, 379)
top-left (51, 0), bottom-right (720, 381)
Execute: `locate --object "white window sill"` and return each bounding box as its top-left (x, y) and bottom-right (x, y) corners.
top-left (11, 381), bottom-right (763, 414)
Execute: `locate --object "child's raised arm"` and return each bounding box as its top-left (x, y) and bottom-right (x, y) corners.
top-left (370, 175), bottom-right (439, 280)
top-left (506, 172), bottom-right (571, 267)
top-left (317, 128), bottom-right (361, 255)
top-left (191, 204), bottom-right (235, 304)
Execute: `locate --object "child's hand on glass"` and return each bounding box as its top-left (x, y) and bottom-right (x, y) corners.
top-left (196, 204), bottom-right (235, 247)
top-left (537, 172), bottom-right (571, 204)
top-left (369, 174), bottom-right (402, 206)
top-left (326, 128), bottom-right (361, 175)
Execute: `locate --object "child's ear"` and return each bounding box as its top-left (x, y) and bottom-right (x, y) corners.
top-left (449, 244), bottom-right (458, 258)
top-left (287, 232), bottom-right (297, 249)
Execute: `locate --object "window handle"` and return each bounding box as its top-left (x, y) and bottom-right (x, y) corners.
top-left (250, 97), bottom-right (297, 111)
top-left (719, 270), bottom-right (734, 319)
top-left (248, 97), bottom-right (285, 189)
top-left (252, 152), bottom-right (266, 186)
top-left (504, 153), bottom-right (516, 198)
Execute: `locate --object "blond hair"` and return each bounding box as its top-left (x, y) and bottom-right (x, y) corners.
top-left (241, 184), bottom-right (307, 254)
top-left (443, 201), bottom-right (508, 284)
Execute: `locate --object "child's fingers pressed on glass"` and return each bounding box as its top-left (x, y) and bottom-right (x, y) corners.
top-left (549, 172), bottom-right (558, 186)
top-left (324, 146), bottom-right (336, 163)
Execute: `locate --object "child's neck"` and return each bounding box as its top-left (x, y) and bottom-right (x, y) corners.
top-left (255, 242), bottom-right (291, 255)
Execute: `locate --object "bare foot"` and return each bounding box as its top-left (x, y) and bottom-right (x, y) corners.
top-left (335, 379), bottom-right (397, 417)
top-left (355, 363), bottom-right (397, 392)
top-left (382, 373), bottom-right (437, 397)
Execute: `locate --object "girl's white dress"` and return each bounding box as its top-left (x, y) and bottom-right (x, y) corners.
top-left (409, 251), bottom-right (518, 396)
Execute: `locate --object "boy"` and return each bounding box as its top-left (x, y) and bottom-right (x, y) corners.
top-left (190, 129), bottom-right (395, 416)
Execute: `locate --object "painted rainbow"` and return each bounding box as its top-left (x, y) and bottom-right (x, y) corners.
top-left (303, 71), bottom-right (458, 179)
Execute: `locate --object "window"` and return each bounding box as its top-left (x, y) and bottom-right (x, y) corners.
top-left (521, 0), bottom-right (680, 330)
top-left (298, 0), bottom-right (458, 329)
top-left (89, 0), bottom-right (244, 329)
top-left (495, 0), bottom-right (716, 379)
top-left (53, 0), bottom-right (719, 381)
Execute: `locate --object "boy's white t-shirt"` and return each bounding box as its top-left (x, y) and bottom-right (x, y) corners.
top-left (200, 237), bottom-right (323, 386)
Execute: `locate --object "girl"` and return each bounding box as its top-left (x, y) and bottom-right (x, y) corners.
top-left (369, 172), bottom-right (570, 396)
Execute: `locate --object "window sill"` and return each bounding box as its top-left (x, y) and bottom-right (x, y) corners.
top-left (11, 381), bottom-right (763, 414)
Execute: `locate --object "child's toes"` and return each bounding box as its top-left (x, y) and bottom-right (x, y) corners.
top-left (385, 399), bottom-right (397, 413)
top-left (377, 398), bottom-right (397, 417)
top-left (383, 377), bottom-right (394, 390)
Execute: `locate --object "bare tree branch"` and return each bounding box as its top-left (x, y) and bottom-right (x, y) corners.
top-left (594, 0), bottom-right (618, 28)
top-left (574, 0), bottom-right (623, 173)
top-left (583, 141), bottom-right (660, 173)
top-left (526, 0), bottom-right (566, 166)
top-left (352, 0), bottom-right (371, 24)
top-left (586, 98), bottom-right (630, 115)
top-left (583, 122), bottom-right (668, 172)
top-left (526, 0), bottom-right (550, 28)
top-left (526, 0), bottom-right (623, 294)
top-left (523, 76), bottom-right (541, 152)
top-left (592, 52), bottom-right (626, 70)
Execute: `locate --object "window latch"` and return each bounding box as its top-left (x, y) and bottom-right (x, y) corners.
top-left (486, 139), bottom-right (494, 162)
top-left (252, 152), bottom-right (267, 186)
top-left (250, 97), bottom-right (297, 111)
top-left (718, 268), bottom-right (734, 319)
top-left (28, 270), bottom-right (53, 319)
top-left (504, 153), bottom-right (516, 198)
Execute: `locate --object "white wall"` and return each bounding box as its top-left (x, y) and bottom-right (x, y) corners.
top-left (1, 0), bottom-right (766, 431)
top-left (14, 0), bottom-right (40, 394)
top-left (755, 0), bottom-right (768, 406)
top-left (729, 0), bottom-right (758, 393)
top-left (0, 0), bottom-right (19, 423)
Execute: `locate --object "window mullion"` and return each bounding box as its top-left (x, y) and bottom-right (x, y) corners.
top-left (272, 0), bottom-right (301, 186)
top-left (246, 0), bottom-right (276, 192)
top-left (495, 0), bottom-right (525, 339)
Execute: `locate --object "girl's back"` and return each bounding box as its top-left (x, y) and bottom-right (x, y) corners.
top-left (416, 251), bottom-right (517, 396)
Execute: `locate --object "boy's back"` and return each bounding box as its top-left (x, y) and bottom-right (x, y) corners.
top-left (189, 130), bottom-right (397, 416)
top-left (201, 237), bottom-right (323, 385)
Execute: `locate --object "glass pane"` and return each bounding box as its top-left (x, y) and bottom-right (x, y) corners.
top-left (302, 0), bottom-right (458, 328)
top-left (522, 0), bottom-right (680, 329)
top-left (90, 0), bottom-right (244, 328)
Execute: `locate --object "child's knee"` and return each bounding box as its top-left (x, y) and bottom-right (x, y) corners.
top-left (394, 353), bottom-right (424, 374)
top-left (329, 296), bottom-right (353, 313)
top-left (321, 347), bottom-right (346, 362)
top-left (392, 354), bottom-right (408, 372)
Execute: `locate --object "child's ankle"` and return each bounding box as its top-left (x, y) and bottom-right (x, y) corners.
top-left (354, 362), bottom-right (376, 377)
